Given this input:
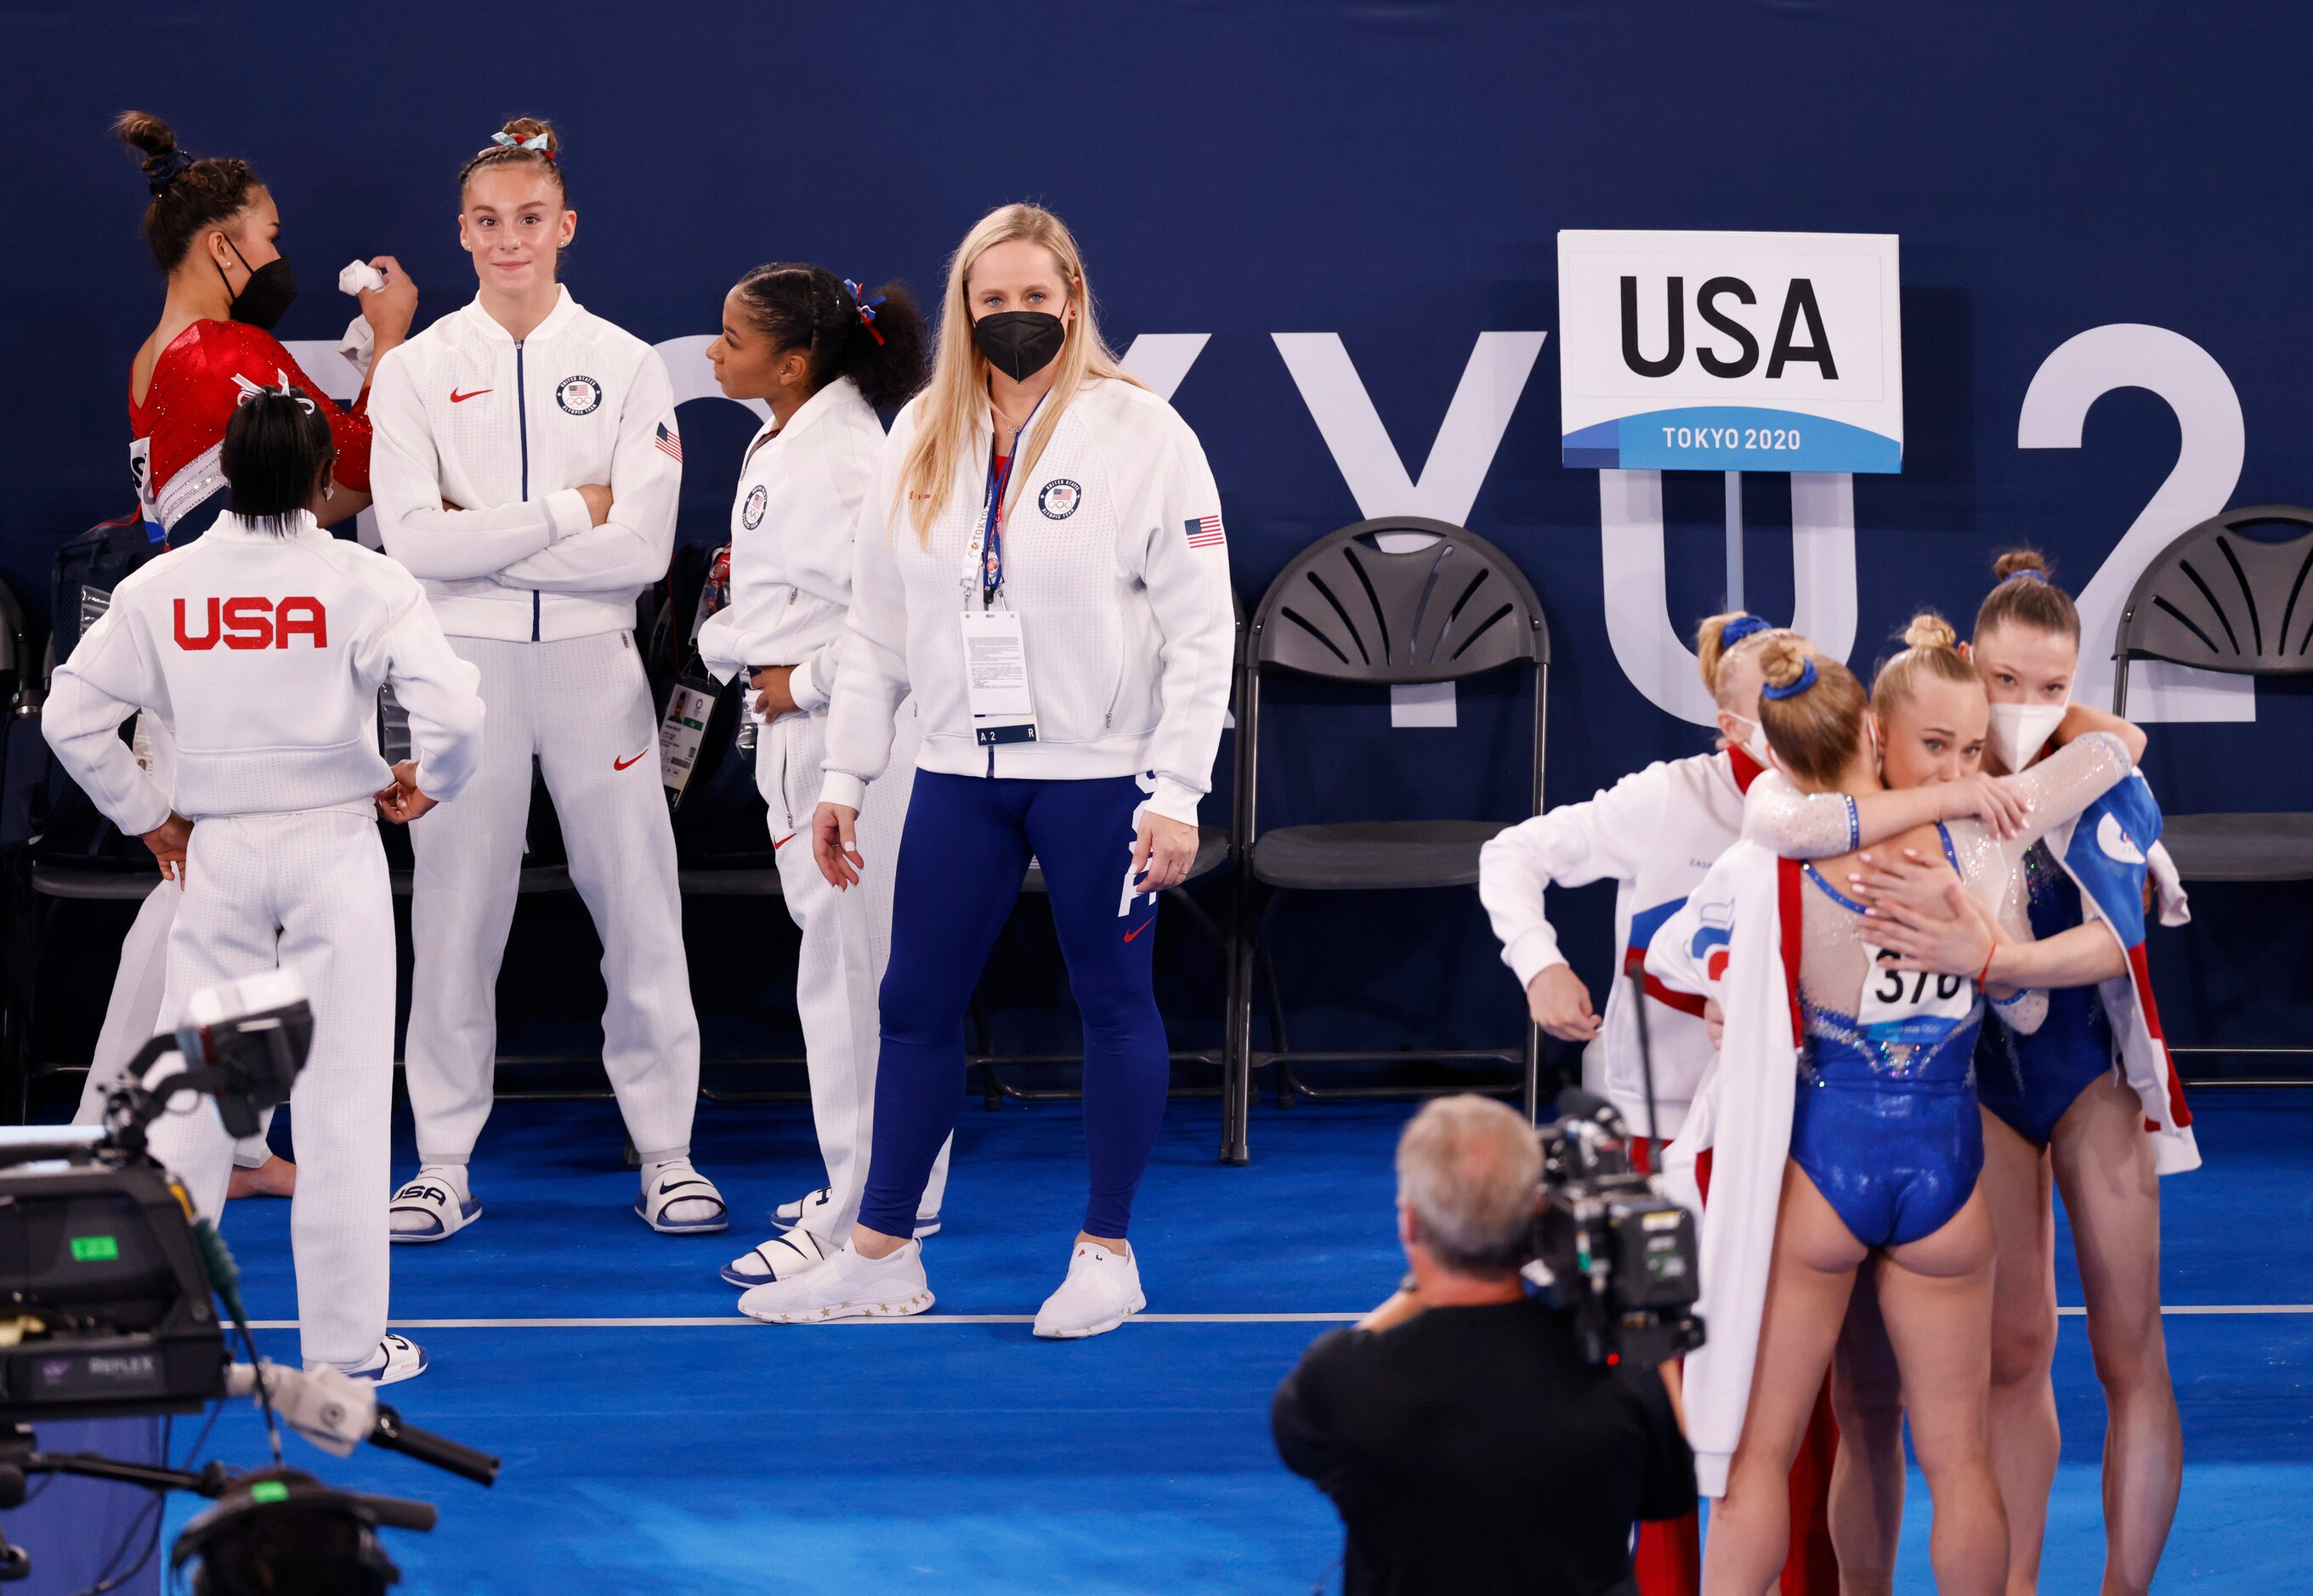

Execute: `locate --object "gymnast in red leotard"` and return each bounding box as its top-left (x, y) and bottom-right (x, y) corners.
top-left (116, 109), bottom-right (417, 542)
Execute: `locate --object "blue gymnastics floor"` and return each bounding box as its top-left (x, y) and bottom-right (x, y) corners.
top-left (126, 1088), bottom-right (2313, 1592)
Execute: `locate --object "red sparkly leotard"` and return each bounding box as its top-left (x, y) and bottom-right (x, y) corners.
top-left (129, 319), bottom-right (373, 538)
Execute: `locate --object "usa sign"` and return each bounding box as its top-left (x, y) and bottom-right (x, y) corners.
top-left (1557, 229), bottom-right (1902, 473)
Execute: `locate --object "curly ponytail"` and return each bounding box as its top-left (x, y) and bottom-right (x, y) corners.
top-left (730, 265), bottom-right (928, 409)
top-left (114, 110), bottom-right (262, 271)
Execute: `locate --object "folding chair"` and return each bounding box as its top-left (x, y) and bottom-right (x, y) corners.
top-left (2113, 504), bottom-right (2313, 881)
top-left (2113, 505), bottom-right (2313, 1071)
top-left (1223, 518), bottom-right (1547, 1163)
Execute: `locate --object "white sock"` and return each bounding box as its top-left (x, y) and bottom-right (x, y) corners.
top-left (416, 1162), bottom-right (470, 1200)
top-left (643, 1157), bottom-right (717, 1225)
top-left (388, 1163), bottom-right (469, 1233)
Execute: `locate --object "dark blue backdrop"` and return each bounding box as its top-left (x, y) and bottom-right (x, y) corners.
top-left (6, 1), bottom-right (2307, 1069)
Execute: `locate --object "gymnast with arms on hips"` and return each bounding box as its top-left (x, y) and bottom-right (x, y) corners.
top-left (1648, 621), bottom-right (2133, 1595)
top-left (44, 384), bottom-right (485, 1385)
top-left (694, 262), bottom-right (958, 1287)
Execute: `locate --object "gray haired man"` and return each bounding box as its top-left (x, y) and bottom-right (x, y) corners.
top-left (1272, 1095), bottom-right (1695, 1596)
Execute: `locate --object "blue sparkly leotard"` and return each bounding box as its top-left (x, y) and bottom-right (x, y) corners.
top-left (1789, 827), bottom-right (1987, 1247)
top-left (1975, 840), bottom-right (2114, 1146)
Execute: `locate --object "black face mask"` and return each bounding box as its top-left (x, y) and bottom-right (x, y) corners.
top-left (972, 311), bottom-right (1065, 382)
top-left (218, 239), bottom-right (298, 331)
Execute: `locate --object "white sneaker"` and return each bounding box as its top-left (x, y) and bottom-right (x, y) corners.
top-left (721, 1226), bottom-right (835, 1288)
top-left (339, 1333), bottom-right (429, 1385)
top-left (388, 1167), bottom-right (479, 1243)
top-left (775, 1186), bottom-right (940, 1239)
top-left (738, 1239), bottom-right (933, 1323)
top-left (1032, 1242), bottom-right (1145, 1339)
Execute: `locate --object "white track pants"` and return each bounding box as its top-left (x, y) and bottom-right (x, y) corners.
top-left (405, 631), bottom-right (700, 1168)
top-left (145, 810), bottom-right (393, 1372)
top-left (76, 883), bottom-right (275, 1169)
top-left (762, 699), bottom-right (949, 1242)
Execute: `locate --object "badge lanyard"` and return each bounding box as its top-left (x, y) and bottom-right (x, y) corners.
top-left (961, 389), bottom-right (1047, 752)
top-left (974, 388), bottom-right (1046, 611)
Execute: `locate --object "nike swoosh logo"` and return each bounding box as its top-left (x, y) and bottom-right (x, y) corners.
top-left (450, 388), bottom-right (493, 404)
top-left (614, 750), bottom-right (649, 771)
top-left (773, 832), bottom-right (797, 849)
top-left (1123, 919), bottom-right (1153, 942)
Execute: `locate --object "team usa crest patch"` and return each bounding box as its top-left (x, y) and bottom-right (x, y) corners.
top-left (555, 375), bottom-right (603, 416)
top-left (1038, 478), bottom-right (1081, 519)
top-left (1184, 513), bottom-right (1226, 549)
top-left (742, 484), bottom-right (768, 529)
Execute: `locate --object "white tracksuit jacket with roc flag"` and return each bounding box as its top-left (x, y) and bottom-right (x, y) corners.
top-left (1478, 745), bottom-right (1770, 1139)
top-left (1639, 840), bottom-right (1795, 1500)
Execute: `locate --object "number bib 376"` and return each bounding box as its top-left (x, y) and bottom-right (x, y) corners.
top-left (1857, 944), bottom-right (1975, 1045)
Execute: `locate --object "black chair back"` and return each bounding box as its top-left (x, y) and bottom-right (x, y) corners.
top-left (1251, 518), bottom-right (1549, 684)
top-left (2114, 506), bottom-right (2313, 713)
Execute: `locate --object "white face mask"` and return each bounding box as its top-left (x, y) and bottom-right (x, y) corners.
top-left (1986, 699), bottom-right (2067, 771)
top-left (1724, 713), bottom-right (1773, 770)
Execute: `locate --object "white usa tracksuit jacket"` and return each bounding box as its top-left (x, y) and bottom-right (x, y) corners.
top-left (44, 510), bottom-right (485, 1370)
top-left (1477, 746), bottom-right (1768, 1139)
top-left (820, 376), bottom-right (1236, 827)
top-left (367, 287), bottom-right (681, 641)
top-left (367, 287), bottom-right (703, 1169)
top-left (694, 376), bottom-right (949, 1240)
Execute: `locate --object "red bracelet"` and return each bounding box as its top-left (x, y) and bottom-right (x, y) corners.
top-left (1976, 947), bottom-right (1998, 987)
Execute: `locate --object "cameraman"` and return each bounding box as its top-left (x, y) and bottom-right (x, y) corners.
top-left (1272, 1095), bottom-right (1694, 1595)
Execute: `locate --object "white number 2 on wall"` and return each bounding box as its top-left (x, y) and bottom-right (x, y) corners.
top-left (2017, 323), bottom-right (2250, 722)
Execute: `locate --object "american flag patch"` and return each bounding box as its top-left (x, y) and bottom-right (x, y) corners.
top-left (655, 422), bottom-right (683, 464)
top-left (1184, 513), bottom-right (1225, 549)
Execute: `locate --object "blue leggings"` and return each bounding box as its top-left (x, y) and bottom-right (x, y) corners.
top-left (857, 771), bottom-right (1169, 1241)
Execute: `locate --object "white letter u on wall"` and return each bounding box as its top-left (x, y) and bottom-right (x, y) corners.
top-left (1598, 470), bottom-right (1858, 726)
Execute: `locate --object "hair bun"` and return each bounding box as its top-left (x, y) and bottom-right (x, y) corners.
top-left (1902, 610), bottom-right (1958, 652)
top-left (113, 110), bottom-right (176, 159)
top-left (113, 110), bottom-right (178, 167)
top-left (1758, 636), bottom-right (1813, 692)
top-left (498, 116), bottom-right (558, 157)
top-left (1993, 548), bottom-right (2051, 582)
